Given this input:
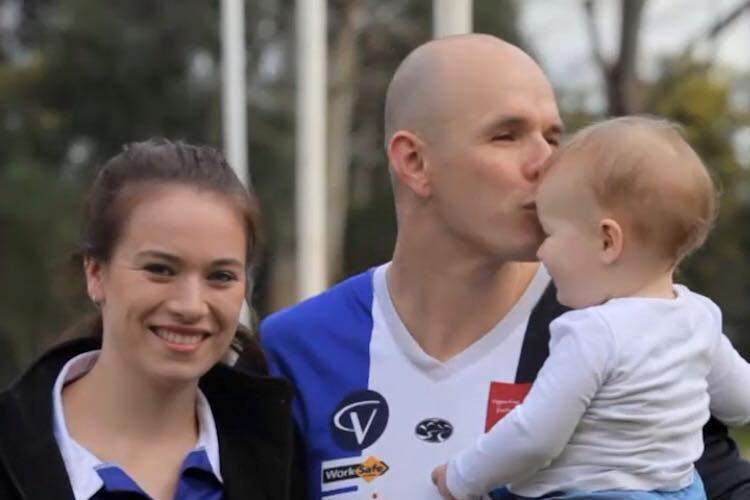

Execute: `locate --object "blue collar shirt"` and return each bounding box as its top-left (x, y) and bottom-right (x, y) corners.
top-left (52, 351), bottom-right (224, 500)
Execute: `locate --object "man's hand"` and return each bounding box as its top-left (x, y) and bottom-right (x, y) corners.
top-left (431, 463), bottom-right (457, 500)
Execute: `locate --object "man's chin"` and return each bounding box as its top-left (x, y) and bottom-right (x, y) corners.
top-left (497, 245), bottom-right (541, 263)
top-left (514, 235), bottom-right (544, 262)
top-left (517, 253), bottom-right (541, 263)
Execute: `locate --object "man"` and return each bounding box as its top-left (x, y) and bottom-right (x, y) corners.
top-left (252, 35), bottom-right (750, 499)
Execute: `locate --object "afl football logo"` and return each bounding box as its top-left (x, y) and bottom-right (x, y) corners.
top-left (415, 418), bottom-right (453, 443)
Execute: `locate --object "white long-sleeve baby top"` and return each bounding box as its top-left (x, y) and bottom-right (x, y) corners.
top-left (447, 285), bottom-right (750, 499)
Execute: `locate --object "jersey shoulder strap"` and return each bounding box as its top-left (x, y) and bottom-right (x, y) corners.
top-left (515, 283), bottom-right (570, 384)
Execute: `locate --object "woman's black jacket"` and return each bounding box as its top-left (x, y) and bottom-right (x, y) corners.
top-left (0, 337), bottom-right (300, 499)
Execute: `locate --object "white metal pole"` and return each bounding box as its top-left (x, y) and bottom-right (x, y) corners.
top-left (433, 0), bottom-right (473, 38)
top-left (296, 0), bottom-right (328, 300)
top-left (221, 0), bottom-right (248, 186)
top-left (221, 0), bottom-right (251, 325)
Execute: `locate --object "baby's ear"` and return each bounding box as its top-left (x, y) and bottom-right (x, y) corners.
top-left (599, 218), bottom-right (623, 264)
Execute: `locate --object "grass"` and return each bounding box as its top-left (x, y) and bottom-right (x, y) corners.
top-left (730, 425), bottom-right (750, 458)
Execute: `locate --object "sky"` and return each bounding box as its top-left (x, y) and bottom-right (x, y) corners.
top-left (519, 0), bottom-right (750, 109)
top-left (517, 0), bottom-right (750, 165)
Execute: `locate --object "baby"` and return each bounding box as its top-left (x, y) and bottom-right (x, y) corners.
top-left (432, 116), bottom-right (750, 500)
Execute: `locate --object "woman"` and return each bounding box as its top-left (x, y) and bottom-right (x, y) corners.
top-left (0, 139), bottom-right (298, 499)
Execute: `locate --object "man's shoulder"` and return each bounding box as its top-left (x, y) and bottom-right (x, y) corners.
top-left (261, 268), bottom-right (377, 346)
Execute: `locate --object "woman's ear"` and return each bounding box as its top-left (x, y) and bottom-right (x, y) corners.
top-left (600, 218), bottom-right (624, 264)
top-left (387, 131), bottom-right (431, 198)
top-left (84, 256), bottom-right (105, 306)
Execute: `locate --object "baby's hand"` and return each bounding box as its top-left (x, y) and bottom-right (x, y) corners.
top-left (431, 463), bottom-right (457, 500)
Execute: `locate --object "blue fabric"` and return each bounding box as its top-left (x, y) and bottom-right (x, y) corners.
top-left (489, 486), bottom-right (514, 499)
top-left (94, 466), bottom-right (148, 497)
top-left (261, 269), bottom-right (376, 499)
top-left (506, 474), bottom-right (706, 500)
top-left (92, 449), bottom-right (222, 499)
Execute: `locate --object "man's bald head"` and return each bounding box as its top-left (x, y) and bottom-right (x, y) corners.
top-left (383, 34), bottom-right (560, 261)
top-left (383, 34), bottom-right (550, 149)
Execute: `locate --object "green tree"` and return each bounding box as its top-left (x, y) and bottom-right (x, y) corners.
top-left (0, 0), bottom-right (526, 384)
top-left (650, 60), bottom-right (750, 351)
top-left (0, 0), bottom-right (224, 383)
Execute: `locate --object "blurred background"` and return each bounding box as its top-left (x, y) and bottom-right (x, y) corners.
top-left (1, 0), bottom-right (749, 446)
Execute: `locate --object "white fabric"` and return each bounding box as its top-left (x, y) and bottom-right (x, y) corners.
top-left (263, 263), bottom-right (552, 500)
top-left (448, 285), bottom-right (750, 498)
top-left (52, 351), bottom-right (223, 500)
top-left (339, 263), bottom-right (550, 499)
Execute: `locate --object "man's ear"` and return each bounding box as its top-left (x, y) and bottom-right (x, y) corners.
top-left (600, 218), bottom-right (624, 264)
top-left (84, 256), bottom-right (106, 306)
top-left (387, 130), bottom-right (431, 198)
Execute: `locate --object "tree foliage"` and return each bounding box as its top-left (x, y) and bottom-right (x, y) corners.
top-left (0, 0), bottom-right (523, 385)
top-left (3, 0), bottom-right (748, 388)
top-left (650, 59), bottom-right (750, 351)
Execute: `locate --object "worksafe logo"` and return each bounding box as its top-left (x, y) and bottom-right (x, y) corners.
top-left (321, 456), bottom-right (390, 486)
top-left (330, 389), bottom-right (389, 450)
top-left (355, 456), bottom-right (389, 483)
top-left (322, 463), bottom-right (359, 484)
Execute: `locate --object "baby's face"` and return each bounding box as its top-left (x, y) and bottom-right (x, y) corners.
top-left (535, 168), bottom-right (610, 309)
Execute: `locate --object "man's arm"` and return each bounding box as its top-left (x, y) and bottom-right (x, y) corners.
top-left (695, 295), bottom-right (750, 499)
top-left (697, 418), bottom-right (750, 500)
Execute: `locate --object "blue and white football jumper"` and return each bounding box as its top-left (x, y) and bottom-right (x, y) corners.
top-left (262, 263), bottom-right (555, 500)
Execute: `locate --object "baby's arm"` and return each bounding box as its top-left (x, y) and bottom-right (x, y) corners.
top-left (703, 299), bottom-right (750, 425)
top-left (444, 309), bottom-right (616, 500)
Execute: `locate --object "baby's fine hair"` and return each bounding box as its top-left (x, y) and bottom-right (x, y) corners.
top-left (547, 116), bottom-right (717, 264)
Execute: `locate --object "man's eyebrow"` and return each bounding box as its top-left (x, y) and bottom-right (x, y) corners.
top-left (480, 116), bottom-right (565, 136)
top-left (481, 115), bottom-right (528, 133)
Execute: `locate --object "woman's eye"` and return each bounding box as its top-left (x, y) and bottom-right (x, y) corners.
top-left (546, 136), bottom-right (560, 147)
top-left (209, 270), bottom-right (238, 283)
top-left (143, 263), bottom-right (175, 277)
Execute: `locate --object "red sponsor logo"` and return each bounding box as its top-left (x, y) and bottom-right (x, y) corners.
top-left (485, 382), bottom-right (532, 431)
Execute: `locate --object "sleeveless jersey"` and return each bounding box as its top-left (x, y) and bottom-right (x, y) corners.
top-left (261, 264), bottom-right (563, 500)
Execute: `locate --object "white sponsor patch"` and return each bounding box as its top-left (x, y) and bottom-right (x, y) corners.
top-left (321, 456), bottom-right (363, 493)
top-left (321, 455), bottom-right (390, 495)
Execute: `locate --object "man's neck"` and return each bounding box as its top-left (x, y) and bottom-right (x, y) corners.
top-left (387, 254), bottom-right (540, 362)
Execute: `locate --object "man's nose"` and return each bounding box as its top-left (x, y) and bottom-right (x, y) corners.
top-left (521, 136), bottom-right (553, 183)
top-left (166, 276), bottom-right (209, 322)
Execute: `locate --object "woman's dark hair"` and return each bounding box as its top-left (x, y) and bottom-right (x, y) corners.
top-left (66, 138), bottom-right (264, 367)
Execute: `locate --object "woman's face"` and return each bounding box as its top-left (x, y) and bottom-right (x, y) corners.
top-left (85, 184), bottom-right (248, 385)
